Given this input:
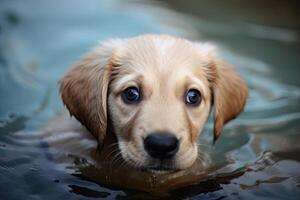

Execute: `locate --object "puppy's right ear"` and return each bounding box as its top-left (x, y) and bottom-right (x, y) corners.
top-left (59, 40), bottom-right (122, 146)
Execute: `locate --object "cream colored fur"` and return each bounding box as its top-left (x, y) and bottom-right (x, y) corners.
top-left (59, 34), bottom-right (248, 171)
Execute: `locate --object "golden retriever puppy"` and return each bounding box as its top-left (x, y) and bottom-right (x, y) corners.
top-left (59, 34), bottom-right (248, 171)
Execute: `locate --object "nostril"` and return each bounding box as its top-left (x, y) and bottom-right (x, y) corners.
top-left (144, 133), bottom-right (179, 159)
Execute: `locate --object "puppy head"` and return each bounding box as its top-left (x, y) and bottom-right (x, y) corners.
top-left (60, 34), bottom-right (248, 171)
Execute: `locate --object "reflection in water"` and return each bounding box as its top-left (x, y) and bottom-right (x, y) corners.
top-left (41, 113), bottom-right (212, 196)
top-left (0, 0), bottom-right (300, 199)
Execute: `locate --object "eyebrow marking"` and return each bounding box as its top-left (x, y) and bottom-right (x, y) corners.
top-left (182, 75), bottom-right (209, 101)
top-left (111, 74), bottom-right (143, 95)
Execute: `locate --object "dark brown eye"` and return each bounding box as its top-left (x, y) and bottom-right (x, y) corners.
top-left (122, 87), bottom-right (141, 104)
top-left (185, 89), bottom-right (201, 106)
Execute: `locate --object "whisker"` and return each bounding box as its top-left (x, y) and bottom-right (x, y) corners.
top-left (119, 159), bottom-right (129, 169)
top-left (110, 152), bottom-right (123, 166)
top-left (110, 152), bottom-right (124, 172)
top-left (196, 151), bottom-right (211, 167)
top-left (103, 148), bottom-right (120, 161)
top-left (105, 142), bottom-right (119, 151)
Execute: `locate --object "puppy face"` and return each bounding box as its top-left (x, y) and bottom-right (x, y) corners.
top-left (60, 35), bottom-right (248, 171)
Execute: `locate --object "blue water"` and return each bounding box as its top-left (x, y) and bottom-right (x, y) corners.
top-left (1, 0), bottom-right (300, 199)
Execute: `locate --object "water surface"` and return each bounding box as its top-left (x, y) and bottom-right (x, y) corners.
top-left (1, 0), bottom-right (300, 199)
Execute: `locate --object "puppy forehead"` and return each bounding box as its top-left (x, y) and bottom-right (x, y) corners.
top-left (112, 36), bottom-right (210, 93)
top-left (118, 35), bottom-right (202, 70)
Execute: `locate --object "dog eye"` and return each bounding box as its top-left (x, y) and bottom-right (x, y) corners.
top-left (185, 89), bottom-right (201, 106)
top-left (122, 87), bottom-right (141, 104)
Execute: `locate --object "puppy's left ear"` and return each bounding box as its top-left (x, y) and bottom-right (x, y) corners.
top-left (210, 56), bottom-right (248, 143)
top-left (59, 40), bottom-right (121, 146)
top-left (197, 44), bottom-right (248, 143)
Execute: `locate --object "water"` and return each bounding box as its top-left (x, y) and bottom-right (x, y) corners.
top-left (1, 0), bottom-right (300, 199)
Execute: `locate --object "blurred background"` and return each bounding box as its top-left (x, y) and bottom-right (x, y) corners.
top-left (0, 0), bottom-right (300, 199)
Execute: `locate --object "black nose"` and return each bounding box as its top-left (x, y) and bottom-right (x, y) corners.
top-left (144, 132), bottom-right (179, 159)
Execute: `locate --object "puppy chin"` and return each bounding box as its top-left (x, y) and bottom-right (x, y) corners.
top-left (121, 149), bottom-right (178, 172)
top-left (118, 141), bottom-right (199, 172)
top-left (143, 155), bottom-right (198, 172)
top-left (146, 158), bottom-right (178, 171)
top-left (125, 153), bottom-right (197, 173)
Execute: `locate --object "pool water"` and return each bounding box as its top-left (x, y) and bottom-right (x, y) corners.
top-left (1, 0), bottom-right (300, 199)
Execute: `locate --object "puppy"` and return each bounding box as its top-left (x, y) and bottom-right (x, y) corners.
top-left (59, 34), bottom-right (248, 171)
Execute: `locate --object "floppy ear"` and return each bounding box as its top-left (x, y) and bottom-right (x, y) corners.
top-left (59, 41), bottom-right (121, 146)
top-left (207, 52), bottom-right (248, 143)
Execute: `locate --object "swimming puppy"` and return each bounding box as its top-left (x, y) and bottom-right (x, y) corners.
top-left (59, 34), bottom-right (248, 171)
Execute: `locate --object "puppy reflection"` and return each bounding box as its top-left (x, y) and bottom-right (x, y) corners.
top-left (60, 34), bottom-right (248, 171)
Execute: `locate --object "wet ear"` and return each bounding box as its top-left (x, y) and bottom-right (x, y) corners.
top-left (59, 41), bottom-right (121, 146)
top-left (199, 46), bottom-right (248, 143)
